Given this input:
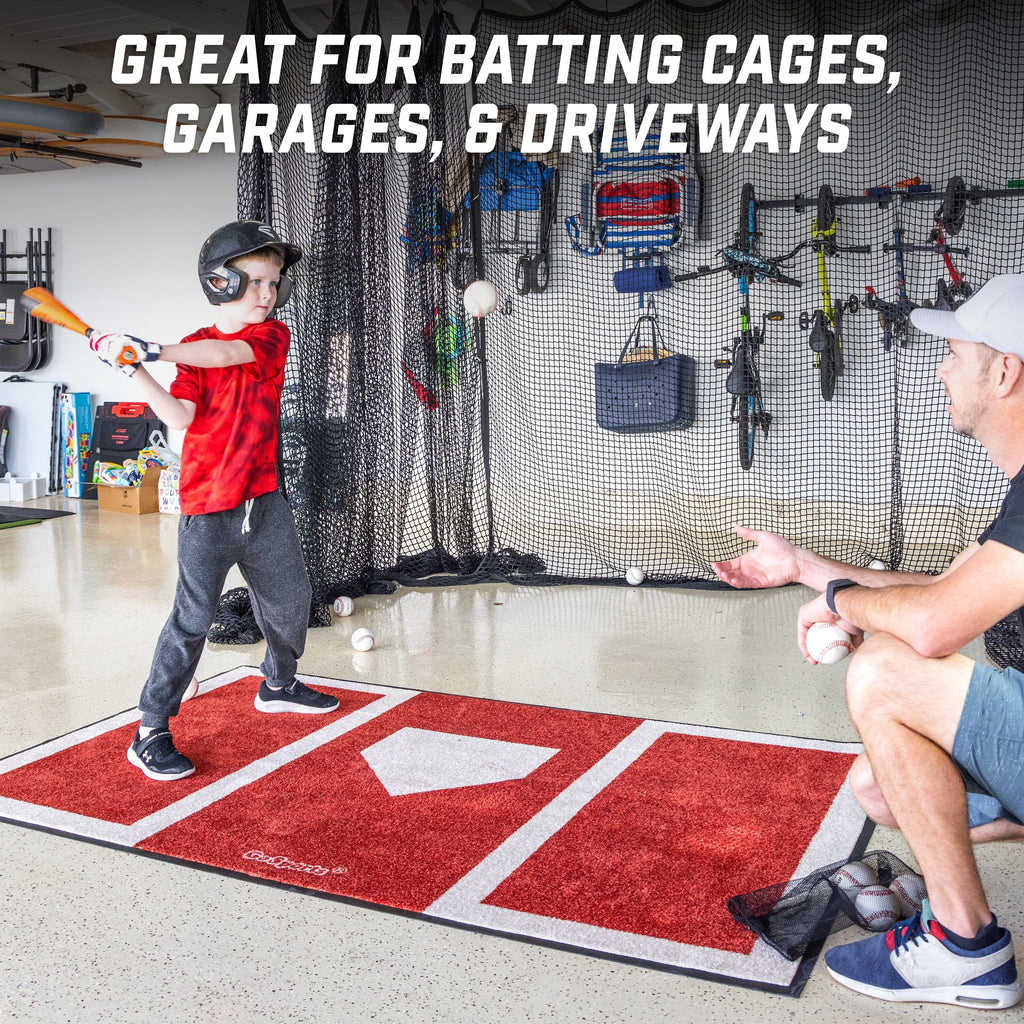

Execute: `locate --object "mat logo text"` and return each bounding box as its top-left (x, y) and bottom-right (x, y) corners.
top-left (243, 850), bottom-right (347, 876)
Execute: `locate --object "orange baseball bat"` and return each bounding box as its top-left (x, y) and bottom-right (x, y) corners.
top-left (21, 287), bottom-right (140, 366)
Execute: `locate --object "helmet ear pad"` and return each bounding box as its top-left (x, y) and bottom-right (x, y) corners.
top-left (200, 265), bottom-right (294, 308)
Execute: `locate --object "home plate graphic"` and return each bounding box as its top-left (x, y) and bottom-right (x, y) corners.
top-left (0, 667), bottom-right (870, 996)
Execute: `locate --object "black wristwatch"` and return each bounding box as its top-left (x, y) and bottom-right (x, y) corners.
top-left (826, 578), bottom-right (859, 615)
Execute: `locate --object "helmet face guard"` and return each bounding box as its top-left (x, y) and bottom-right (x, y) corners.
top-left (199, 265), bottom-right (294, 307)
top-left (198, 221), bottom-right (302, 307)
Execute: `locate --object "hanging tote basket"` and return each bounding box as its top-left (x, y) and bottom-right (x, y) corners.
top-left (594, 308), bottom-right (696, 433)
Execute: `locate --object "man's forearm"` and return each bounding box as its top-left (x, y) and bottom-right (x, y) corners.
top-left (794, 548), bottom-right (931, 592)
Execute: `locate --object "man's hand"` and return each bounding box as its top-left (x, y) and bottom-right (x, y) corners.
top-left (712, 526), bottom-right (803, 588)
top-left (797, 591), bottom-right (863, 663)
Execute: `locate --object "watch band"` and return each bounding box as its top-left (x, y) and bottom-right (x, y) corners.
top-left (826, 578), bottom-right (859, 615)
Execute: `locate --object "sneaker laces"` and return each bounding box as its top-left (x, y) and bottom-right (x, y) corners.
top-left (888, 909), bottom-right (951, 956)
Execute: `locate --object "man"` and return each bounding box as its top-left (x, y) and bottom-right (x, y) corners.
top-left (713, 275), bottom-right (1024, 1009)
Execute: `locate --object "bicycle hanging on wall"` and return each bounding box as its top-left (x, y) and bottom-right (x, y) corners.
top-left (803, 184), bottom-right (870, 401)
top-left (677, 183), bottom-right (800, 469)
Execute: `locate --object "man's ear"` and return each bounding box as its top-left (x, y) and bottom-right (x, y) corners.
top-left (996, 353), bottom-right (1024, 396)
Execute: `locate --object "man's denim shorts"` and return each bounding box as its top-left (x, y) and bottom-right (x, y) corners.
top-left (954, 661), bottom-right (1024, 826)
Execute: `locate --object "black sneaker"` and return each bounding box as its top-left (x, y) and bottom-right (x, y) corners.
top-left (127, 729), bottom-right (196, 781)
top-left (254, 678), bottom-right (340, 714)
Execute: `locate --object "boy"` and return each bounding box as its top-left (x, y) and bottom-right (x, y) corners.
top-left (89, 220), bottom-right (339, 781)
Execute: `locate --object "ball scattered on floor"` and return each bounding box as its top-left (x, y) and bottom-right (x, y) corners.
top-left (625, 567), bottom-right (645, 586)
top-left (351, 627), bottom-right (374, 652)
top-left (333, 596), bottom-right (354, 616)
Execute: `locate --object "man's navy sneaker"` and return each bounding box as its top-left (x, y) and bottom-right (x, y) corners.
top-left (825, 899), bottom-right (1022, 1009)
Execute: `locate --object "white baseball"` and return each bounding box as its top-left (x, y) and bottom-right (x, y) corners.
top-left (333, 596), bottom-right (354, 617)
top-left (891, 872), bottom-right (927, 916)
top-left (351, 627), bottom-right (374, 652)
top-left (806, 622), bottom-right (855, 664)
top-left (868, 559), bottom-right (886, 570)
top-left (625, 567), bottom-right (645, 586)
top-left (832, 859), bottom-right (878, 896)
top-left (463, 280), bottom-right (498, 318)
top-left (855, 885), bottom-right (902, 931)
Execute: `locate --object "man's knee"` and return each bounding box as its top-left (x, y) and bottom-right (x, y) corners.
top-left (844, 632), bottom-right (918, 722)
top-left (849, 753), bottom-right (897, 827)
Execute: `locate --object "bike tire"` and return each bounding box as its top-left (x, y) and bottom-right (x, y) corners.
top-left (738, 397), bottom-right (754, 470)
top-left (736, 183), bottom-right (756, 252)
top-left (819, 340), bottom-right (838, 401)
top-left (942, 174), bottom-right (968, 236)
top-left (817, 184), bottom-right (837, 233)
top-left (834, 301), bottom-right (845, 376)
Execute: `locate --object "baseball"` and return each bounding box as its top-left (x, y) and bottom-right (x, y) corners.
top-left (351, 627), bottom-right (374, 652)
top-left (891, 872), bottom-right (927, 916)
top-left (333, 596), bottom-right (354, 617)
top-left (463, 280), bottom-right (498, 318)
top-left (625, 567), bottom-right (645, 586)
top-left (832, 859), bottom-right (878, 896)
top-left (855, 885), bottom-right (902, 931)
top-left (806, 622), bottom-right (855, 664)
top-left (868, 559), bottom-right (886, 570)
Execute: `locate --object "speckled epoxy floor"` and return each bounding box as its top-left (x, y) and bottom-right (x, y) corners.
top-left (1, 496), bottom-right (1020, 1023)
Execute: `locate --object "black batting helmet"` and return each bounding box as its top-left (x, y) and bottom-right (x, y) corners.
top-left (198, 220), bottom-right (302, 307)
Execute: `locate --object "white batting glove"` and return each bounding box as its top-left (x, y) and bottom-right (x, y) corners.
top-left (88, 332), bottom-right (162, 375)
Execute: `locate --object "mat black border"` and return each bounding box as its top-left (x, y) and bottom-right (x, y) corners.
top-left (0, 666), bottom-right (874, 999)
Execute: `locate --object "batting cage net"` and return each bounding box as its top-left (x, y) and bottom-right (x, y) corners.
top-left (237, 0), bottom-right (1024, 664)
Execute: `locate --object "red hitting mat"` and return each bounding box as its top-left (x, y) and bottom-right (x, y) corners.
top-left (0, 668), bottom-right (868, 996)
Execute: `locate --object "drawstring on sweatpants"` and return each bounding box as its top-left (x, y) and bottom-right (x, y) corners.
top-left (241, 498), bottom-right (254, 534)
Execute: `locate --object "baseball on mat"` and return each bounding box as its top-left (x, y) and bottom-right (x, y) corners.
top-left (351, 627), bottom-right (374, 652)
top-left (625, 567), bottom-right (645, 586)
top-left (333, 596), bottom-right (354, 616)
top-left (806, 622), bottom-right (855, 664)
top-left (463, 280), bottom-right (498, 318)
top-left (854, 885), bottom-right (902, 931)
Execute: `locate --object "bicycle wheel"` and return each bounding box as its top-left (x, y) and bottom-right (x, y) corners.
top-left (738, 397), bottom-right (754, 470)
top-left (834, 301), bottom-right (845, 376)
top-left (736, 182), bottom-right (756, 251)
top-left (816, 184), bottom-right (836, 233)
top-left (819, 339), bottom-right (837, 401)
top-left (942, 175), bottom-right (968, 235)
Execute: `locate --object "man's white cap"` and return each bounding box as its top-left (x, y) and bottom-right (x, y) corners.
top-left (911, 274), bottom-right (1024, 357)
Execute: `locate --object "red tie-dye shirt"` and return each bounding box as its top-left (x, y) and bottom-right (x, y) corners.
top-left (169, 319), bottom-right (290, 515)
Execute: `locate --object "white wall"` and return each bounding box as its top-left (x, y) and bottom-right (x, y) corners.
top-left (3, 150), bottom-right (239, 449)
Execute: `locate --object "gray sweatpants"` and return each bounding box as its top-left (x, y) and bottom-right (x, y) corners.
top-left (138, 490), bottom-right (311, 729)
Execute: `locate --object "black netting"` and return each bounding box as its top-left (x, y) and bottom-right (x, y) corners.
top-left (207, 587), bottom-right (264, 645)
top-left (728, 849), bottom-right (919, 962)
top-left (236, 0), bottom-right (1024, 663)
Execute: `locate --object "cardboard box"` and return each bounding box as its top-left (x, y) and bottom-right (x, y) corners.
top-left (96, 467), bottom-right (162, 515)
